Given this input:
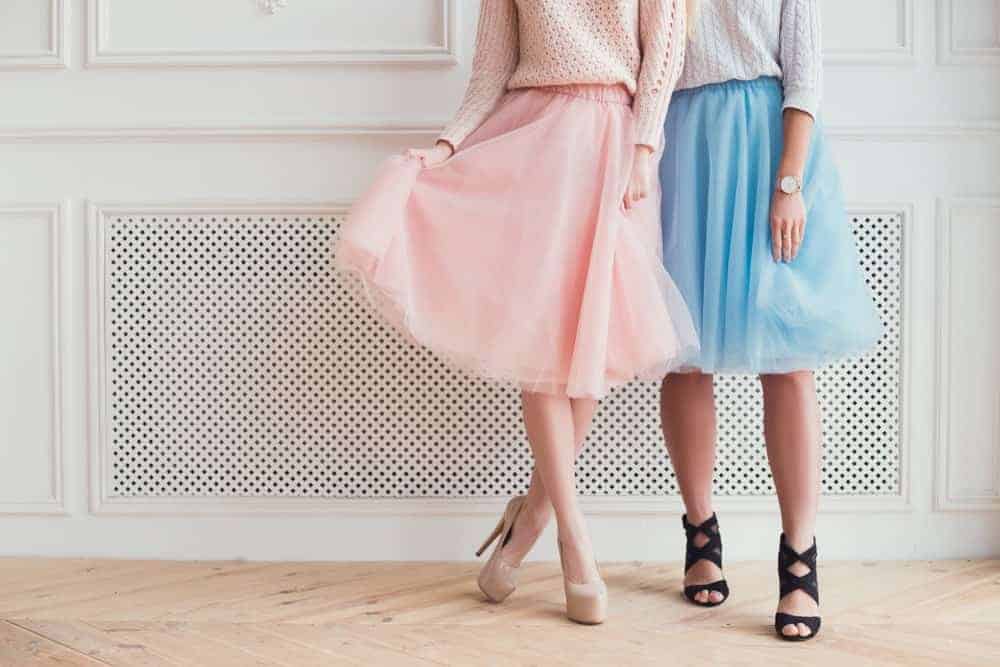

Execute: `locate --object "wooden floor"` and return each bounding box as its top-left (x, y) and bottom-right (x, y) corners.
top-left (1, 559), bottom-right (998, 666)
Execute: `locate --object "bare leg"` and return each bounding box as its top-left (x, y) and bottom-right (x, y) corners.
top-left (659, 372), bottom-right (724, 603)
top-left (501, 398), bottom-right (597, 564)
top-left (760, 371), bottom-right (822, 638)
top-left (520, 391), bottom-right (600, 584)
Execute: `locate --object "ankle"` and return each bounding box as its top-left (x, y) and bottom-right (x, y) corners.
top-left (519, 498), bottom-right (553, 533)
top-left (782, 530), bottom-right (815, 553)
top-left (684, 505), bottom-right (715, 526)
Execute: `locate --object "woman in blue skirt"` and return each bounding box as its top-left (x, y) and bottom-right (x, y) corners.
top-left (658, 1), bottom-right (882, 641)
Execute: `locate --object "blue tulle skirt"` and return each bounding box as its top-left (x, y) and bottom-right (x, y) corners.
top-left (659, 77), bottom-right (882, 373)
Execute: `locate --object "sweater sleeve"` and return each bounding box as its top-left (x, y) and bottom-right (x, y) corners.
top-left (438, 0), bottom-right (519, 150)
top-left (634, 0), bottom-right (687, 150)
top-left (779, 0), bottom-right (822, 118)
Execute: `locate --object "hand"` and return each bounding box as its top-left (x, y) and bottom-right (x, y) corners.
top-left (770, 190), bottom-right (807, 262)
top-left (623, 145), bottom-right (654, 211)
top-left (405, 141), bottom-right (454, 167)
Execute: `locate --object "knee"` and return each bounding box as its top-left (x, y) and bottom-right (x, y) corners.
top-left (759, 370), bottom-right (814, 391)
top-left (662, 371), bottom-right (713, 392)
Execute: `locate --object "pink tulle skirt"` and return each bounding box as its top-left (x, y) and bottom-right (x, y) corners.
top-left (336, 84), bottom-right (698, 398)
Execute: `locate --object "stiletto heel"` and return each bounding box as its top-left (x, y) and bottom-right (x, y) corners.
top-left (476, 496), bottom-right (527, 603)
top-left (775, 534), bottom-right (822, 641)
top-left (476, 517), bottom-right (506, 558)
top-left (681, 513), bottom-right (730, 607)
top-left (558, 542), bottom-right (607, 625)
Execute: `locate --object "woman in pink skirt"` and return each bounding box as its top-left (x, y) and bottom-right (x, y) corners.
top-left (337, 0), bottom-right (696, 624)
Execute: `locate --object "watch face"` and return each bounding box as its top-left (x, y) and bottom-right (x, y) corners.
top-left (780, 176), bottom-right (800, 194)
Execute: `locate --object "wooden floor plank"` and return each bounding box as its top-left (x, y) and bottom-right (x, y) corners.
top-left (0, 563), bottom-right (264, 619)
top-left (84, 621), bottom-right (271, 667)
top-left (2, 559), bottom-right (998, 666)
top-left (9, 620), bottom-right (182, 667)
top-left (0, 620), bottom-right (105, 666)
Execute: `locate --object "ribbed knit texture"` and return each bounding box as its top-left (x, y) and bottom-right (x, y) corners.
top-left (439, 0), bottom-right (686, 150)
top-left (678, 0), bottom-right (822, 117)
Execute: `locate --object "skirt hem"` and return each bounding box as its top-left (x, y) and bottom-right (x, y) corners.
top-left (336, 243), bottom-right (697, 399)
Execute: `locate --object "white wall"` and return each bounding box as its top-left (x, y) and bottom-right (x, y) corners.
top-left (1, 0), bottom-right (999, 562)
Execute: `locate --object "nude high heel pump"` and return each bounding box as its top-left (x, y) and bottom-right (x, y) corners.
top-left (558, 541), bottom-right (608, 625)
top-left (476, 496), bottom-right (527, 603)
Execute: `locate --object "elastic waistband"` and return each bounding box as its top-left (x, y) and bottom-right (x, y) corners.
top-left (676, 76), bottom-right (782, 97)
top-left (517, 83), bottom-right (633, 106)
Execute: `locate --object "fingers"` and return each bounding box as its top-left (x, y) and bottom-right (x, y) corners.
top-left (790, 218), bottom-right (805, 261)
top-left (404, 148), bottom-right (426, 165)
top-left (772, 218), bottom-right (806, 263)
top-left (404, 145), bottom-right (452, 167)
top-left (771, 219), bottom-right (783, 262)
top-left (622, 184), bottom-right (647, 212)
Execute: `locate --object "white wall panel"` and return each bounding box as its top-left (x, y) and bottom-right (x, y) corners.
top-left (0, 0), bottom-right (66, 68)
top-left (83, 203), bottom-right (904, 515)
top-left (938, 0), bottom-right (1000, 64)
top-left (87, 0), bottom-right (457, 66)
top-left (0, 206), bottom-right (63, 514)
top-left (823, 0), bottom-right (915, 64)
top-left (0, 0), bottom-right (998, 560)
top-left (936, 198), bottom-right (1000, 510)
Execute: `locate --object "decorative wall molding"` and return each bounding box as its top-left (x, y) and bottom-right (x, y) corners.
top-left (0, 0), bottom-right (68, 69)
top-left (0, 204), bottom-right (65, 516)
top-left (826, 0), bottom-right (917, 65)
top-left (85, 0), bottom-right (459, 67)
top-left (852, 202), bottom-right (917, 516)
top-left (86, 201), bottom-right (352, 515)
top-left (2, 121), bottom-right (1000, 144)
top-left (937, 0), bottom-right (1000, 65)
top-left (87, 200), bottom-right (912, 517)
top-left (88, 494), bottom-right (913, 518)
top-left (935, 197), bottom-right (1000, 512)
top-left (0, 121), bottom-right (446, 143)
top-left (825, 123), bottom-right (1000, 142)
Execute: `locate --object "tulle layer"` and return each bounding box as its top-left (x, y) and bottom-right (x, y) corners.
top-left (659, 77), bottom-right (883, 374)
top-left (336, 84), bottom-right (699, 398)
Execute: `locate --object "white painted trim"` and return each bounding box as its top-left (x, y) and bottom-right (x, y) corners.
top-left (847, 202), bottom-right (917, 513)
top-left (85, 0), bottom-right (459, 67)
top-left (1, 122), bottom-right (999, 144)
top-left (0, 0), bottom-right (68, 69)
top-left (0, 204), bottom-right (66, 516)
top-left (937, 0), bottom-right (1000, 66)
top-left (826, 0), bottom-right (917, 66)
top-left (825, 123), bottom-right (1000, 142)
top-left (934, 196), bottom-right (1000, 512)
top-left (86, 200), bottom-right (911, 517)
top-left (90, 494), bottom-right (912, 518)
top-left (86, 201), bottom-right (354, 514)
top-left (0, 121), bottom-right (446, 143)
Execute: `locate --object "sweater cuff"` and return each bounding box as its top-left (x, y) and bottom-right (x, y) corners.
top-left (782, 86), bottom-right (820, 119)
top-left (437, 128), bottom-right (469, 152)
top-left (634, 114), bottom-right (664, 152)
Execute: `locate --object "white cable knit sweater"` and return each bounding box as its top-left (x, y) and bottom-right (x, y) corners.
top-left (678, 0), bottom-right (822, 117)
top-left (439, 0), bottom-right (687, 150)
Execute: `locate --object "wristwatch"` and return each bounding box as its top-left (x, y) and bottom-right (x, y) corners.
top-left (778, 175), bottom-right (803, 195)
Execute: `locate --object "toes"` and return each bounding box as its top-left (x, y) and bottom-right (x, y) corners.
top-left (797, 623), bottom-right (811, 638)
top-left (782, 624), bottom-right (799, 637)
top-left (695, 590), bottom-right (708, 603)
top-left (709, 591), bottom-right (724, 603)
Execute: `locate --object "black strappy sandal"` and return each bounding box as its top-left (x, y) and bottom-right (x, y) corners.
top-left (681, 513), bottom-right (730, 607)
top-left (775, 534), bottom-right (822, 641)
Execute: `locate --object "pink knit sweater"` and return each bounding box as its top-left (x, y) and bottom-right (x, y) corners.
top-left (439, 0), bottom-right (687, 150)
